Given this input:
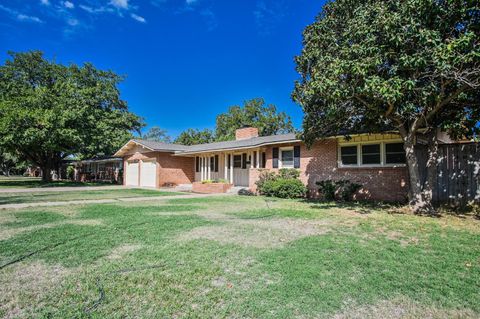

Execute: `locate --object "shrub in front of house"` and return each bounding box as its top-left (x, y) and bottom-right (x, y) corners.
top-left (316, 180), bottom-right (336, 201)
top-left (316, 179), bottom-right (362, 201)
top-left (256, 169), bottom-right (307, 199)
top-left (269, 178), bottom-right (307, 199)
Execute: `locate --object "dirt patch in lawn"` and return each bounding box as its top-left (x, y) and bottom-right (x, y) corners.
top-left (0, 261), bottom-right (72, 319)
top-left (178, 217), bottom-right (334, 248)
top-left (106, 244), bottom-right (143, 260)
top-left (0, 213), bottom-right (16, 225)
top-left (332, 297), bottom-right (478, 319)
top-left (0, 219), bottom-right (103, 241)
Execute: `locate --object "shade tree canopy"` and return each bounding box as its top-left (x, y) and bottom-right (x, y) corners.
top-left (215, 98), bottom-right (295, 141)
top-left (293, 0), bottom-right (480, 213)
top-left (142, 126), bottom-right (172, 143)
top-left (175, 98), bottom-right (295, 145)
top-left (174, 128), bottom-right (215, 146)
top-left (0, 51), bottom-right (143, 181)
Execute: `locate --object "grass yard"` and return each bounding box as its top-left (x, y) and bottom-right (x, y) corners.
top-left (0, 189), bottom-right (185, 205)
top-left (0, 196), bottom-right (479, 318)
top-left (0, 176), bottom-right (115, 189)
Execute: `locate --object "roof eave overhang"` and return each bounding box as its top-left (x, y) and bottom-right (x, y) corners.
top-left (113, 140), bottom-right (156, 157)
top-left (173, 139), bottom-right (302, 156)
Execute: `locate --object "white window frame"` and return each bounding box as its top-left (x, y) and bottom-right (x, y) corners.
top-left (384, 142), bottom-right (407, 165)
top-left (338, 140), bottom-right (406, 168)
top-left (279, 147), bottom-right (294, 168)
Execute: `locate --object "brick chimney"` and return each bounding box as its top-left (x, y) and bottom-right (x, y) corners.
top-left (235, 126), bottom-right (259, 140)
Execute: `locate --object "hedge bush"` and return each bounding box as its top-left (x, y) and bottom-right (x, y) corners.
top-left (316, 179), bottom-right (362, 201)
top-left (256, 169), bottom-right (307, 199)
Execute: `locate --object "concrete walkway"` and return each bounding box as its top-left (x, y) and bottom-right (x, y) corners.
top-left (0, 192), bottom-right (232, 210)
top-left (0, 186), bottom-right (182, 194)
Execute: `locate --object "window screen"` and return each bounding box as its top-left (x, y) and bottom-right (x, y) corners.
top-left (362, 144), bottom-right (381, 165)
top-left (385, 143), bottom-right (406, 164)
top-left (340, 146), bottom-right (358, 165)
top-left (281, 149), bottom-right (294, 167)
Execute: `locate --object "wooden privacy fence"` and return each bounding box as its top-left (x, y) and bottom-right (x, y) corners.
top-left (417, 143), bottom-right (480, 206)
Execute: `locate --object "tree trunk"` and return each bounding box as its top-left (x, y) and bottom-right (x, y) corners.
top-left (403, 135), bottom-right (438, 215)
top-left (41, 166), bottom-right (52, 182)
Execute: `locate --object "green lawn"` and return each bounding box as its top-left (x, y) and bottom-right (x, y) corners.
top-left (0, 188), bottom-right (185, 205)
top-left (0, 176), bottom-right (115, 189)
top-left (0, 196), bottom-right (479, 318)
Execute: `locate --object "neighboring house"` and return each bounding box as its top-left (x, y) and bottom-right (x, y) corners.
top-left (115, 127), bottom-right (413, 201)
top-left (73, 156), bottom-right (123, 184)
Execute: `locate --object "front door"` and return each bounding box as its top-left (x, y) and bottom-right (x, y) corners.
top-left (232, 154), bottom-right (249, 187)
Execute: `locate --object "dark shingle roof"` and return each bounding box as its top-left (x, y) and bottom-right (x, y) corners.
top-left (175, 133), bottom-right (299, 155)
top-left (131, 134), bottom-right (299, 155)
top-left (132, 139), bottom-right (190, 152)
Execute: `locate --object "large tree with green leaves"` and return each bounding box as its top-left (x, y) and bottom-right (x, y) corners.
top-left (0, 51), bottom-right (143, 181)
top-left (142, 126), bottom-right (171, 143)
top-left (174, 128), bottom-right (215, 145)
top-left (0, 147), bottom-right (26, 177)
top-left (293, 0), bottom-right (480, 214)
top-left (215, 98), bottom-right (295, 141)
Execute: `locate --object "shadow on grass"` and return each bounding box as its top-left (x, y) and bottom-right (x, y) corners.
top-left (299, 198), bottom-right (401, 214)
top-left (0, 179), bottom-right (115, 189)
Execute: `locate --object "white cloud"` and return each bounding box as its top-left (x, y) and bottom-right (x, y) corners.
top-left (200, 9), bottom-right (217, 31)
top-left (17, 14), bottom-right (43, 23)
top-left (254, 1), bottom-right (286, 36)
top-left (63, 1), bottom-right (74, 9)
top-left (79, 4), bottom-right (111, 14)
top-left (186, 0), bottom-right (197, 4)
top-left (40, 0), bottom-right (50, 6)
top-left (131, 13), bottom-right (146, 23)
top-left (110, 0), bottom-right (129, 9)
top-left (0, 5), bottom-right (44, 23)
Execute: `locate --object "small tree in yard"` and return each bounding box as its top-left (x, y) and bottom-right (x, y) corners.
top-left (0, 51), bottom-right (143, 181)
top-left (293, 0), bottom-right (480, 214)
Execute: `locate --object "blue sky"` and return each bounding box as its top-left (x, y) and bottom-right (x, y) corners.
top-left (0, 0), bottom-right (325, 137)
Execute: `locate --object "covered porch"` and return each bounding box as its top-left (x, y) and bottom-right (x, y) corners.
top-left (192, 148), bottom-right (267, 187)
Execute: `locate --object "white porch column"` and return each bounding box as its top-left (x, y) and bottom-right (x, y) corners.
top-left (224, 153), bottom-right (228, 180)
top-left (200, 157), bottom-right (204, 181)
top-left (230, 153), bottom-right (234, 184)
top-left (256, 148), bottom-right (260, 168)
top-left (207, 156), bottom-right (211, 180)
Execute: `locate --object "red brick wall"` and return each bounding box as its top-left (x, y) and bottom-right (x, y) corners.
top-left (156, 153), bottom-right (194, 186)
top-left (235, 127), bottom-right (259, 140)
top-left (123, 151), bottom-right (194, 187)
top-left (252, 139), bottom-right (408, 202)
top-left (192, 182), bottom-right (233, 194)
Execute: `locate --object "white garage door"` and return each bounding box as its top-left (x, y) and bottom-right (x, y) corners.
top-left (140, 160), bottom-right (157, 188)
top-left (126, 162), bottom-right (139, 186)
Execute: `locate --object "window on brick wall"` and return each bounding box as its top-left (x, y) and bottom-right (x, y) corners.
top-left (280, 147), bottom-right (294, 168)
top-left (385, 143), bottom-right (406, 164)
top-left (339, 141), bottom-right (406, 167)
top-left (340, 146), bottom-right (358, 165)
top-left (361, 144), bottom-right (381, 165)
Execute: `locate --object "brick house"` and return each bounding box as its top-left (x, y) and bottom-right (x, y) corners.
top-left (114, 127), bottom-right (415, 201)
